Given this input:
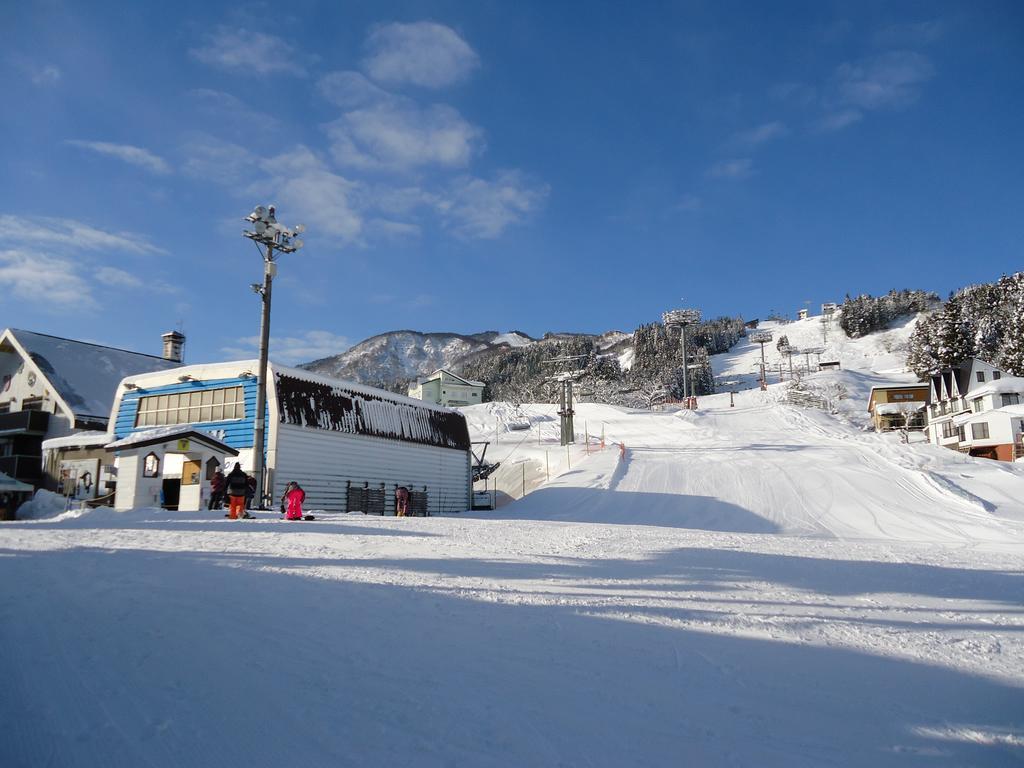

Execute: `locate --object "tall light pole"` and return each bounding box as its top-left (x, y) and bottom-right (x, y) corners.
top-left (663, 308), bottom-right (702, 402)
top-left (242, 204), bottom-right (304, 508)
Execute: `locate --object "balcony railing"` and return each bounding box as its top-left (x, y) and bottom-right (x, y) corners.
top-left (0, 455), bottom-right (42, 482)
top-left (0, 410), bottom-right (50, 435)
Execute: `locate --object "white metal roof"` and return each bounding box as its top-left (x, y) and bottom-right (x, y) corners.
top-left (3, 328), bottom-right (180, 420)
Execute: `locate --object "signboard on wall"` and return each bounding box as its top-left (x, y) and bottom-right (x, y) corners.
top-left (59, 458), bottom-right (101, 500)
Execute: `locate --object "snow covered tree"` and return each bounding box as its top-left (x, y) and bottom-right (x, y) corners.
top-left (998, 283), bottom-right (1024, 375)
top-left (839, 289), bottom-right (937, 338)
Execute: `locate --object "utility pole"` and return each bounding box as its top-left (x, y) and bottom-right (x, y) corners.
top-left (243, 205), bottom-right (304, 509)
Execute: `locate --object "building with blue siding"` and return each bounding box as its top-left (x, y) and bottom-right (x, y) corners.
top-left (109, 361), bottom-right (472, 514)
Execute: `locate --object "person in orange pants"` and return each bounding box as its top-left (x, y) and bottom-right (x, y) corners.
top-left (224, 462), bottom-right (249, 519)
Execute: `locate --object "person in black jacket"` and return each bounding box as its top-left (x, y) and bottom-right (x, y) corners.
top-left (225, 463), bottom-right (251, 519)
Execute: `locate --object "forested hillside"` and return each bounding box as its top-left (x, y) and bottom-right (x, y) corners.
top-left (906, 272), bottom-right (1024, 376)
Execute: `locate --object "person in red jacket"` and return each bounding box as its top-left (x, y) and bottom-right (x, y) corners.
top-left (208, 469), bottom-right (225, 510)
top-left (284, 481), bottom-right (305, 520)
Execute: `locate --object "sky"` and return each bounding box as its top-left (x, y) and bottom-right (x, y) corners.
top-left (2, 1), bottom-right (1022, 365)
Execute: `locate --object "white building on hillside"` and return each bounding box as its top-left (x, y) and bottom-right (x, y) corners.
top-left (926, 358), bottom-right (1024, 461)
top-left (408, 369), bottom-right (485, 408)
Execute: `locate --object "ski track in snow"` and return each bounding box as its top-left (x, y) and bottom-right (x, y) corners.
top-left (3, 342), bottom-right (1024, 766)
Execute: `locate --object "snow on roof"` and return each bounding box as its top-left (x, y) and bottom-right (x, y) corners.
top-left (7, 329), bottom-right (180, 420)
top-left (420, 368), bottom-right (485, 387)
top-left (274, 369), bottom-right (471, 451)
top-left (874, 402), bottom-right (926, 415)
top-left (966, 375), bottom-right (1024, 399)
top-left (42, 431), bottom-right (111, 451)
top-left (0, 471), bottom-right (33, 493)
top-left (106, 426), bottom-right (237, 452)
top-left (868, 384), bottom-right (928, 392)
top-left (269, 362), bottom-right (463, 414)
top-left (952, 403), bottom-right (1024, 426)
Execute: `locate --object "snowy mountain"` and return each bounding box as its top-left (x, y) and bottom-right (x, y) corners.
top-left (298, 328), bottom-right (629, 390)
top-left (301, 330), bottom-right (491, 387)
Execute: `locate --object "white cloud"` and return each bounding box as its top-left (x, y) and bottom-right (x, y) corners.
top-left (706, 158), bottom-right (754, 179)
top-left (733, 121), bottom-right (788, 147)
top-left (438, 171), bottom-right (548, 239)
top-left (181, 135), bottom-right (256, 184)
top-left (835, 51), bottom-right (934, 110)
top-left (31, 64), bottom-right (61, 86)
top-left (326, 100), bottom-right (483, 171)
top-left (10, 56), bottom-right (61, 87)
top-left (189, 27), bottom-right (306, 76)
top-left (223, 330), bottom-right (351, 365)
top-left (96, 266), bottom-right (142, 288)
top-left (187, 89), bottom-right (280, 133)
top-left (257, 147), bottom-right (363, 242)
top-left (365, 218), bottom-right (421, 239)
top-left (0, 215), bottom-right (165, 255)
top-left (66, 140), bottom-right (171, 175)
top-left (409, 294), bottom-right (436, 309)
top-left (815, 109), bottom-right (864, 133)
top-left (0, 249), bottom-right (98, 310)
top-left (317, 71), bottom-right (391, 108)
top-left (362, 21), bottom-right (479, 88)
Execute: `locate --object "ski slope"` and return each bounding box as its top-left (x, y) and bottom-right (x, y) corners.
top-left (3, 316), bottom-right (1023, 767)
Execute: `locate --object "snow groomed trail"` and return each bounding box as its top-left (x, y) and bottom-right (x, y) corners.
top-left (2, 388), bottom-right (1023, 766)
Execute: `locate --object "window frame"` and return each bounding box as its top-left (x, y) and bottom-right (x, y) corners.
top-left (142, 452), bottom-right (161, 478)
top-left (971, 422), bottom-right (990, 440)
top-left (134, 385), bottom-right (246, 428)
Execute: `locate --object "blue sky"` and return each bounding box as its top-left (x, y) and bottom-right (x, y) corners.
top-left (2, 1), bottom-right (1022, 364)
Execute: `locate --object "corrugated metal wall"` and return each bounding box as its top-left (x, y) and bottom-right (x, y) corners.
top-left (273, 423), bottom-right (470, 515)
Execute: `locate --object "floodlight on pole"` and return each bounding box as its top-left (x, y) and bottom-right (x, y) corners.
top-left (242, 203), bottom-right (305, 509)
top-left (662, 308), bottom-right (702, 401)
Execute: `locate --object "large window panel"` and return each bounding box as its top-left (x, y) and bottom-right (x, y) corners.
top-left (134, 386), bottom-right (245, 428)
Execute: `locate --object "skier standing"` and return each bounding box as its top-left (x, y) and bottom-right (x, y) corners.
top-left (225, 463), bottom-right (250, 519)
top-left (208, 469), bottom-right (225, 510)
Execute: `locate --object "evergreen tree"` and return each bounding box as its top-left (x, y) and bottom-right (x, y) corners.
top-left (998, 283), bottom-right (1024, 375)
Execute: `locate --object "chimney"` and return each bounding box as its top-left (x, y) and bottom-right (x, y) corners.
top-left (162, 331), bottom-right (185, 364)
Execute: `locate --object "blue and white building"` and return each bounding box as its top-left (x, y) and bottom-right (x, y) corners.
top-left (108, 361), bottom-right (473, 514)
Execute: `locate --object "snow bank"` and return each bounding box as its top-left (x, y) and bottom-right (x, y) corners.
top-left (15, 489), bottom-right (81, 520)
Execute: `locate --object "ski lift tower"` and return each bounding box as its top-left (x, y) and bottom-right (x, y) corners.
top-left (802, 346), bottom-right (825, 374)
top-left (662, 308), bottom-right (702, 401)
top-left (750, 331), bottom-right (773, 391)
top-left (542, 354), bottom-right (588, 446)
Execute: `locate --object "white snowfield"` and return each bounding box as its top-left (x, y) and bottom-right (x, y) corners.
top-left (3, 317), bottom-right (1024, 767)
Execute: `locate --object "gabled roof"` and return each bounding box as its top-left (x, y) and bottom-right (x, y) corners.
top-left (106, 426), bottom-right (238, 454)
top-left (423, 368), bottom-right (485, 387)
top-left (1, 328), bottom-right (180, 421)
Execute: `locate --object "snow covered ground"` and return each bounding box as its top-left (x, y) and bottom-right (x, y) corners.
top-left (2, 315), bottom-right (1023, 766)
